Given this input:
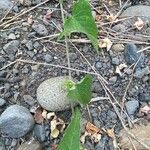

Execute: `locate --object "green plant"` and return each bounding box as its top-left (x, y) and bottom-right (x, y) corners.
top-left (57, 0), bottom-right (96, 149)
top-left (57, 75), bottom-right (92, 150)
top-left (60, 0), bottom-right (98, 52)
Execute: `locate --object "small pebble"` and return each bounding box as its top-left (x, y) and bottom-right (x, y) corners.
top-left (95, 61), bottom-right (102, 69)
top-left (0, 98), bottom-right (6, 107)
top-left (0, 105), bottom-right (35, 138)
top-left (44, 54), bottom-right (53, 63)
top-left (8, 33), bottom-right (16, 40)
top-left (26, 41), bottom-right (33, 51)
top-left (0, 56), bottom-right (5, 63)
top-left (125, 100), bottom-right (139, 115)
top-left (112, 24), bottom-right (126, 32)
top-left (112, 44), bottom-right (124, 52)
top-left (33, 124), bottom-right (46, 142)
top-left (32, 22), bottom-right (48, 36)
top-left (17, 139), bottom-right (42, 150)
top-left (3, 40), bottom-right (19, 55)
top-left (109, 76), bottom-right (117, 84)
top-left (124, 43), bottom-right (145, 67)
top-left (111, 57), bottom-right (120, 65)
top-left (134, 66), bottom-right (150, 78)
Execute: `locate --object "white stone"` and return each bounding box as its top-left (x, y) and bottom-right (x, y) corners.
top-left (37, 76), bottom-right (76, 111)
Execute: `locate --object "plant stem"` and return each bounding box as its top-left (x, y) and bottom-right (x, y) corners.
top-left (60, 1), bottom-right (74, 113)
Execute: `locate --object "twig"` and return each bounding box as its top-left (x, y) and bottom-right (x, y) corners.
top-left (90, 97), bottom-right (109, 102)
top-left (69, 40), bottom-right (108, 85)
top-left (0, 3), bottom-right (15, 23)
top-left (113, 0), bottom-right (130, 22)
top-left (121, 54), bottom-right (143, 110)
top-left (0, 60), bottom-right (18, 71)
top-left (33, 33), bottom-right (60, 41)
top-left (137, 46), bottom-right (150, 53)
top-left (59, 1), bottom-right (73, 114)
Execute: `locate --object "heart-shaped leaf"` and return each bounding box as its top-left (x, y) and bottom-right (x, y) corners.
top-left (57, 107), bottom-right (81, 150)
top-left (61, 0), bottom-right (98, 52)
top-left (67, 75), bottom-right (92, 105)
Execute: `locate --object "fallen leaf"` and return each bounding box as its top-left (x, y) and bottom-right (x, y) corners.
top-left (81, 122), bottom-right (102, 144)
top-left (44, 10), bottom-right (52, 20)
top-left (134, 18), bottom-right (144, 30)
top-left (95, 15), bottom-right (102, 22)
top-left (99, 38), bottom-right (112, 51)
top-left (42, 109), bottom-right (47, 119)
top-left (119, 124), bottom-right (150, 149)
top-left (106, 128), bottom-right (115, 139)
top-left (47, 112), bottom-right (55, 120)
top-left (106, 14), bottom-right (115, 22)
top-left (50, 117), bottom-right (65, 138)
top-left (27, 15), bottom-right (33, 25)
top-left (139, 105), bottom-right (150, 116)
top-left (34, 107), bottom-right (44, 124)
top-left (51, 144), bottom-right (57, 150)
top-left (80, 131), bottom-right (89, 144)
top-left (91, 133), bottom-right (101, 143)
top-left (116, 63), bottom-right (127, 76)
top-left (51, 128), bottom-right (60, 138)
top-left (85, 122), bottom-right (100, 134)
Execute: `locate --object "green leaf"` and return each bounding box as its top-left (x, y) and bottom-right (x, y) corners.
top-left (67, 75), bottom-right (92, 105)
top-left (62, 0), bottom-right (98, 51)
top-left (57, 107), bottom-right (81, 150)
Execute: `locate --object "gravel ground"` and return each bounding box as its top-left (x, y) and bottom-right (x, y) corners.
top-left (0, 0), bottom-right (150, 149)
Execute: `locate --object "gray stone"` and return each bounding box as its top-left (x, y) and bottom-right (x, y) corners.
top-left (121, 5), bottom-right (150, 22)
top-left (3, 40), bottom-right (19, 55)
top-left (109, 76), bottom-right (117, 84)
top-left (32, 22), bottom-right (48, 36)
top-left (0, 138), bottom-right (6, 150)
top-left (44, 54), bottom-right (53, 63)
top-left (69, 53), bottom-right (78, 62)
top-left (26, 41), bottom-right (33, 51)
top-left (33, 41), bottom-right (41, 50)
top-left (139, 93), bottom-right (150, 102)
top-left (111, 57), bottom-right (120, 65)
top-left (33, 124), bottom-right (46, 142)
top-left (125, 100), bottom-right (139, 115)
top-left (124, 43), bottom-right (145, 67)
top-left (142, 76), bottom-right (149, 82)
top-left (112, 24), bottom-right (126, 32)
top-left (95, 61), bottom-right (102, 69)
top-left (0, 98), bottom-right (6, 107)
top-left (0, 0), bottom-right (13, 10)
top-left (18, 0), bottom-right (32, 6)
top-left (37, 76), bottom-right (76, 111)
top-left (0, 0), bottom-right (13, 19)
top-left (26, 51), bottom-right (35, 58)
top-left (134, 66), bottom-right (150, 78)
top-left (0, 56), bottom-right (5, 63)
top-left (8, 33), bottom-right (16, 40)
top-left (23, 95), bottom-right (36, 106)
top-left (17, 139), bottom-right (42, 150)
top-left (125, 68), bottom-right (132, 75)
top-left (0, 105), bottom-right (35, 138)
top-left (112, 44), bottom-right (124, 52)
top-left (92, 82), bottom-right (102, 93)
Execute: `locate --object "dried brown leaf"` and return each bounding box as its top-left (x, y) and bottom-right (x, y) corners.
top-left (134, 18), bottom-right (144, 30)
top-left (27, 15), bottom-right (33, 25)
top-left (139, 105), bottom-right (150, 116)
top-left (34, 107), bottom-right (44, 124)
top-left (85, 122), bottom-right (100, 134)
top-left (106, 128), bottom-right (115, 139)
top-left (99, 38), bottom-right (112, 51)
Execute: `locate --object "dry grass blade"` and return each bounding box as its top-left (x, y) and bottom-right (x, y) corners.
top-left (0, 0), bottom-right (51, 28)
